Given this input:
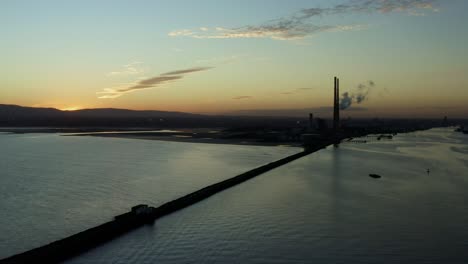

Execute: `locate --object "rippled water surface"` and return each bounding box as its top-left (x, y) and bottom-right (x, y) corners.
top-left (2, 128), bottom-right (468, 263)
top-left (68, 128), bottom-right (468, 264)
top-left (0, 134), bottom-right (299, 258)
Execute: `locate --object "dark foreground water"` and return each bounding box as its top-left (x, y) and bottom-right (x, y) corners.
top-left (0, 133), bottom-right (299, 259)
top-left (2, 128), bottom-right (468, 263)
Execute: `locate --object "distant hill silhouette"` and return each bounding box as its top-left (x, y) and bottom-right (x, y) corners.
top-left (0, 104), bottom-right (197, 118)
top-left (0, 104), bottom-right (304, 128)
top-left (0, 104), bottom-right (203, 127)
top-left (0, 104), bottom-right (62, 117)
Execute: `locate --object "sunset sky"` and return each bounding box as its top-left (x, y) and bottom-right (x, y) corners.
top-left (1, 0), bottom-right (467, 118)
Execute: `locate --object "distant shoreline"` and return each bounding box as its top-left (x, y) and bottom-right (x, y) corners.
top-left (65, 133), bottom-right (301, 147)
top-left (0, 127), bottom-right (301, 147)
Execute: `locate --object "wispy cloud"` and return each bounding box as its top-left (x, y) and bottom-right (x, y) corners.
top-left (168, 29), bottom-right (195, 37)
top-left (169, 25), bottom-right (363, 41)
top-left (98, 67), bottom-right (212, 99)
top-left (169, 0), bottom-right (439, 41)
top-left (281, 87), bottom-right (315, 95)
top-left (107, 61), bottom-right (145, 76)
top-left (299, 0), bottom-right (438, 16)
top-left (232, 96), bottom-right (253, 100)
top-left (161, 67), bottom-right (212, 76)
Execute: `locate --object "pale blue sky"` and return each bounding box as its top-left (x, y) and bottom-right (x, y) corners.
top-left (1, 0), bottom-right (467, 117)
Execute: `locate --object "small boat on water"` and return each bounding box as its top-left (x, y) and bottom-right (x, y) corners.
top-left (369, 174), bottom-right (382, 179)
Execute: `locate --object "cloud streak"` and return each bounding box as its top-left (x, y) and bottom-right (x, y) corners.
top-left (107, 61), bottom-right (145, 76)
top-left (281, 87), bottom-right (314, 95)
top-left (169, 0), bottom-right (438, 41)
top-left (300, 0), bottom-right (438, 17)
top-left (161, 67), bottom-right (212, 76)
top-left (232, 96), bottom-right (253, 100)
top-left (169, 24), bottom-right (363, 41)
top-left (98, 67), bottom-right (212, 99)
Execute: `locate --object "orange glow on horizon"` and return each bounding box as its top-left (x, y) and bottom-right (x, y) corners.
top-left (60, 106), bottom-right (82, 111)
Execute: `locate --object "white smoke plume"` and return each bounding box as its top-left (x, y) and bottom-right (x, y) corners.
top-left (340, 80), bottom-right (375, 110)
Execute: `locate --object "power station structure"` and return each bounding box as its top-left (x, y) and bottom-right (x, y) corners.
top-left (333, 76), bottom-right (340, 132)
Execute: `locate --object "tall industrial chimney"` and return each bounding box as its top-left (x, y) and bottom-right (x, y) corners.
top-left (308, 113), bottom-right (314, 131)
top-left (333, 77), bottom-right (340, 132)
top-left (336, 77), bottom-right (340, 128)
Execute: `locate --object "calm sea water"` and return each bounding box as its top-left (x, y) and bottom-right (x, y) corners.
top-left (2, 128), bottom-right (468, 263)
top-left (66, 128), bottom-right (467, 264)
top-left (0, 133), bottom-right (299, 259)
